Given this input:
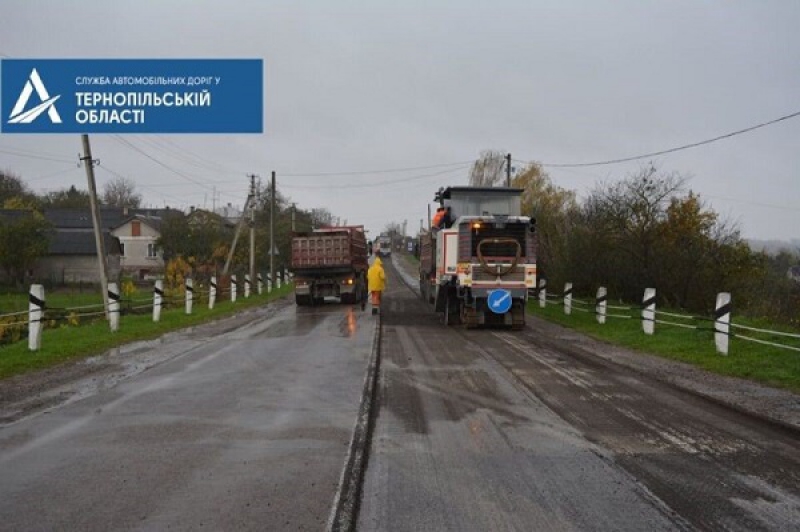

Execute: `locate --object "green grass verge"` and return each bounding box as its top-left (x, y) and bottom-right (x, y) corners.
top-left (528, 300), bottom-right (800, 393)
top-left (0, 284), bottom-right (293, 380)
top-left (0, 291), bottom-right (104, 313)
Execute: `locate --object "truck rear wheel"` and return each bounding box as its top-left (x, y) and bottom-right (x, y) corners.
top-left (443, 294), bottom-right (460, 326)
top-left (296, 294), bottom-right (312, 306)
top-left (511, 300), bottom-right (526, 330)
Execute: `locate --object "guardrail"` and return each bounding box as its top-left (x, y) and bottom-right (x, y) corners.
top-left (531, 279), bottom-right (800, 355)
top-left (0, 271), bottom-right (294, 351)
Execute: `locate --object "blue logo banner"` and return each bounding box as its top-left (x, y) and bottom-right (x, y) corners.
top-left (0, 59), bottom-right (263, 133)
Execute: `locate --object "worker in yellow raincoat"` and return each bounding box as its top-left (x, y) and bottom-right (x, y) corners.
top-left (367, 257), bottom-right (386, 315)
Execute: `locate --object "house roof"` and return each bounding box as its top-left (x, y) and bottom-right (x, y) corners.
top-left (112, 213), bottom-right (163, 232)
top-left (0, 209), bottom-right (36, 223)
top-left (42, 207), bottom-right (174, 230)
top-left (49, 231), bottom-right (121, 256)
top-left (43, 208), bottom-right (120, 229)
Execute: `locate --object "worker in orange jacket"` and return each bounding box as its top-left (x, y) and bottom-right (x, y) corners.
top-left (367, 257), bottom-right (386, 315)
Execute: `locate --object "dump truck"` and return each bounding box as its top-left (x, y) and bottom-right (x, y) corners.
top-left (420, 186), bottom-right (537, 329)
top-left (290, 226), bottom-right (369, 305)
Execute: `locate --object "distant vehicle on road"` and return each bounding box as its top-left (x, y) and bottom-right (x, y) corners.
top-left (376, 234), bottom-right (392, 257)
top-left (290, 226), bottom-right (368, 305)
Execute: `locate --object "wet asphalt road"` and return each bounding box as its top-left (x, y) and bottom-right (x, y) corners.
top-left (358, 258), bottom-right (800, 531)
top-left (0, 299), bottom-right (374, 531)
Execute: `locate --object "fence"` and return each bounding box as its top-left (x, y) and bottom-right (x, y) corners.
top-left (0, 271), bottom-right (294, 351)
top-left (532, 279), bottom-right (800, 355)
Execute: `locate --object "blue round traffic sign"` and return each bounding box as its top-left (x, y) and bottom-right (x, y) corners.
top-left (487, 289), bottom-right (512, 314)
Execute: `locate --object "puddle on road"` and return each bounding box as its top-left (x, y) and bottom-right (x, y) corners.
top-left (257, 315), bottom-right (320, 338)
top-left (336, 308), bottom-right (361, 338)
top-left (257, 306), bottom-right (366, 338)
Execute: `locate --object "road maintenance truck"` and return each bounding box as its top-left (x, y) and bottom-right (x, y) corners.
top-left (290, 226), bottom-right (368, 305)
top-left (420, 186), bottom-right (536, 329)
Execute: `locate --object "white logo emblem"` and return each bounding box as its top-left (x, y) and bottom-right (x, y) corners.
top-left (8, 68), bottom-right (62, 124)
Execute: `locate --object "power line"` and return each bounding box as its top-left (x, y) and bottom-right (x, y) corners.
top-left (137, 136), bottom-right (244, 176)
top-left (705, 194), bottom-right (800, 213)
top-left (278, 164), bottom-right (471, 190)
top-left (0, 147), bottom-right (75, 164)
top-left (25, 167), bottom-right (80, 183)
top-left (98, 164), bottom-right (190, 207)
top-left (280, 160), bottom-right (474, 177)
top-left (111, 136), bottom-right (244, 201)
top-left (518, 109), bottom-right (800, 168)
top-left (156, 136), bottom-right (246, 175)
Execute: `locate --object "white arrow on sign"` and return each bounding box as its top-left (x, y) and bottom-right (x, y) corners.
top-left (492, 291), bottom-right (511, 309)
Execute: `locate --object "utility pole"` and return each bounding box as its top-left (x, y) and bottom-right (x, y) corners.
top-left (80, 134), bottom-right (110, 318)
top-left (248, 174), bottom-right (257, 288)
top-left (506, 152), bottom-right (512, 187)
top-left (291, 203), bottom-right (296, 231)
top-left (223, 179), bottom-right (254, 275)
top-left (270, 171), bottom-right (276, 287)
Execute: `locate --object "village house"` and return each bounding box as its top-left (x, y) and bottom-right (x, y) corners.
top-left (111, 213), bottom-right (165, 280)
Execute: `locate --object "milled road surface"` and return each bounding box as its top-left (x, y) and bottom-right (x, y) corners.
top-left (0, 298), bottom-right (374, 531)
top-left (359, 257), bottom-right (800, 531)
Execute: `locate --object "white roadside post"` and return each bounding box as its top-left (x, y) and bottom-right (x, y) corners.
top-left (563, 283), bottom-right (573, 315)
top-left (244, 274), bottom-right (251, 298)
top-left (642, 288), bottom-right (656, 335)
top-left (267, 276), bottom-right (272, 294)
top-left (277, 274), bottom-right (282, 289)
top-left (596, 287), bottom-right (607, 324)
top-left (185, 278), bottom-right (193, 315)
top-left (538, 278), bottom-right (546, 308)
top-left (257, 273), bottom-right (263, 295)
top-left (108, 282), bottom-right (120, 332)
top-left (28, 284), bottom-right (45, 351)
top-left (209, 276), bottom-right (217, 309)
top-left (153, 280), bottom-right (163, 322)
top-left (231, 275), bottom-right (237, 303)
top-left (714, 292), bottom-right (731, 355)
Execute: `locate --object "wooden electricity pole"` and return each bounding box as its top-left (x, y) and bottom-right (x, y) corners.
top-left (80, 134), bottom-right (110, 317)
top-left (270, 171), bottom-right (276, 286)
top-left (248, 174), bottom-right (257, 287)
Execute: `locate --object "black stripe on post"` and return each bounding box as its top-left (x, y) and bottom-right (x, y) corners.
top-left (185, 285), bottom-right (194, 292)
top-left (714, 302), bottom-right (732, 320)
top-left (154, 288), bottom-right (164, 296)
top-left (564, 287), bottom-right (573, 297)
top-left (596, 294), bottom-right (608, 304)
top-left (642, 296), bottom-right (656, 308)
top-left (29, 294), bottom-right (46, 309)
top-left (210, 282), bottom-right (217, 289)
top-left (244, 278), bottom-right (252, 285)
top-left (108, 291), bottom-right (120, 302)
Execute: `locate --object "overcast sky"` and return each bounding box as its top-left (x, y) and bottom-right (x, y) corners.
top-left (1, 0), bottom-right (798, 241)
